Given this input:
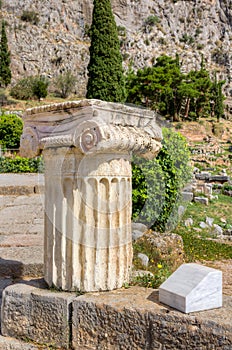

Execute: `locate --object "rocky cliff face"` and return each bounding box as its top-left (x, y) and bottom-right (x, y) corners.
top-left (2, 0), bottom-right (232, 97)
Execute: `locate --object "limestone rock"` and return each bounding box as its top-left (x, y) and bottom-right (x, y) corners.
top-left (199, 221), bottom-right (209, 229)
top-left (206, 216), bottom-right (214, 227)
top-left (137, 253), bottom-right (149, 267)
top-left (2, 0), bottom-right (232, 97)
top-left (132, 222), bottom-right (148, 241)
top-left (213, 224), bottom-right (223, 236)
top-left (194, 197), bottom-right (209, 205)
top-left (184, 218), bottom-right (193, 227)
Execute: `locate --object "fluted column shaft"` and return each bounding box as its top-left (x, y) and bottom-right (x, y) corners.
top-left (44, 148), bottom-right (132, 292)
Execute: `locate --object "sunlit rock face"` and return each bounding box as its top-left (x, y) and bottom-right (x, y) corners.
top-left (4, 0), bottom-right (232, 97)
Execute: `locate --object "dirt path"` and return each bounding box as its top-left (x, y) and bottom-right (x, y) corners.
top-left (202, 259), bottom-right (232, 296)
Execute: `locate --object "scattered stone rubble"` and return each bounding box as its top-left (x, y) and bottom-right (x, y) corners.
top-left (182, 169), bottom-right (231, 206)
top-left (184, 215), bottom-right (232, 241)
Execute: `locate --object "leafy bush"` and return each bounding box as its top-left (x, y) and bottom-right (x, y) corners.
top-left (144, 15), bottom-right (160, 27)
top-left (10, 76), bottom-right (49, 100)
top-left (20, 10), bottom-right (39, 25)
top-left (0, 113), bottom-right (23, 149)
top-left (32, 76), bottom-right (49, 100)
top-left (222, 183), bottom-right (232, 192)
top-left (10, 77), bottom-right (35, 100)
top-left (0, 155), bottom-right (44, 173)
top-left (180, 33), bottom-right (194, 45)
top-left (132, 127), bottom-right (192, 232)
top-left (54, 71), bottom-right (77, 98)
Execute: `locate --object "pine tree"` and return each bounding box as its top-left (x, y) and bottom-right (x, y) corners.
top-left (86, 0), bottom-right (125, 102)
top-left (0, 20), bottom-right (11, 87)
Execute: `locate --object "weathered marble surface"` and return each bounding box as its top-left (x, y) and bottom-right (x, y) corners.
top-left (159, 263), bottom-right (222, 313)
top-left (20, 100), bottom-right (162, 292)
top-left (20, 99), bottom-right (162, 159)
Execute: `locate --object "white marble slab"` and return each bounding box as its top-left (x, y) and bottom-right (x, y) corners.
top-left (159, 263), bottom-right (222, 313)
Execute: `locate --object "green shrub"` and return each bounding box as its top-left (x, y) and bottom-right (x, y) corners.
top-left (0, 113), bottom-right (23, 149)
top-left (0, 155), bottom-right (44, 173)
top-left (144, 15), bottom-right (160, 27)
top-left (179, 33), bottom-right (194, 45)
top-left (10, 76), bottom-right (35, 100)
top-left (54, 71), bottom-right (77, 98)
top-left (222, 183), bottom-right (232, 192)
top-left (32, 76), bottom-right (49, 100)
top-left (132, 127), bottom-right (192, 232)
top-left (20, 10), bottom-right (39, 25)
top-left (117, 25), bottom-right (126, 37)
top-left (10, 76), bottom-right (49, 100)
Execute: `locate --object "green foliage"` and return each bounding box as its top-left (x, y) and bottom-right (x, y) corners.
top-left (86, 0), bottom-right (125, 102)
top-left (10, 76), bottom-right (34, 100)
top-left (131, 269), bottom-right (171, 289)
top-left (179, 231), bottom-right (232, 261)
top-left (0, 20), bottom-right (11, 87)
top-left (0, 155), bottom-right (43, 173)
top-left (117, 25), bottom-right (126, 37)
top-left (211, 72), bottom-right (225, 121)
top-left (54, 71), bottom-right (77, 98)
top-left (32, 76), bottom-right (49, 100)
top-left (0, 113), bottom-right (23, 149)
top-left (143, 15), bottom-right (160, 32)
top-left (126, 54), bottom-right (225, 121)
top-left (126, 55), bottom-right (182, 120)
top-left (132, 128), bottom-right (192, 232)
top-left (10, 76), bottom-right (49, 100)
top-left (20, 10), bottom-right (39, 25)
top-left (222, 183), bottom-right (232, 193)
top-left (179, 33), bottom-right (194, 45)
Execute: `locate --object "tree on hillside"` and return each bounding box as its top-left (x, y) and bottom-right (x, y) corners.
top-left (86, 0), bottom-right (125, 102)
top-left (178, 68), bottom-right (212, 120)
top-left (54, 70), bottom-right (77, 98)
top-left (126, 55), bottom-right (183, 120)
top-left (211, 72), bottom-right (225, 122)
top-left (126, 54), bottom-right (225, 121)
top-left (0, 20), bottom-right (11, 87)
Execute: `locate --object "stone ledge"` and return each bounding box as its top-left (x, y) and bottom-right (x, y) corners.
top-left (0, 335), bottom-right (39, 350)
top-left (0, 247), bottom-right (43, 277)
top-left (0, 185), bottom-right (44, 196)
top-left (1, 284), bottom-right (232, 350)
top-left (1, 282), bottom-right (75, 349)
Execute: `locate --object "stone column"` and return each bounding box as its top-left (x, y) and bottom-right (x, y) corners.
top-left (20, 100), bottom-right (162, 292)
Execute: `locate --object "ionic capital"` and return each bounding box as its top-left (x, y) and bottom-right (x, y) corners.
top-left (20, 99), bottom-right (162, 159)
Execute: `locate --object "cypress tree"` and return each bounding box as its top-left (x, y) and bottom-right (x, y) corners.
top-left (0, 20), bottom-right (11, 87)
top-left (86, 0), bottom-right (125, 102)
top-left (212, 72), bottom-right (225, 122)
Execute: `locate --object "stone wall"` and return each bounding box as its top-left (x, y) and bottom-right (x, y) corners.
top-left (2, 284), bottom-right (232, 349)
